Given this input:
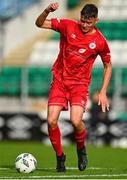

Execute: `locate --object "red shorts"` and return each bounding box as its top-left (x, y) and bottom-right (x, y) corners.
top-left (48, 79), bottom-right (89, 111)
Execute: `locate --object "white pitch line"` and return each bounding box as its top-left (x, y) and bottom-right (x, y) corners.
top-left (38, 167), bottom-right (105, 170)
top-left (0, 167), bottom-right (116, 170)
top-left (38, 167), bottom-right (116, 170)
top-left (0, 168), bottom-right (9, 170)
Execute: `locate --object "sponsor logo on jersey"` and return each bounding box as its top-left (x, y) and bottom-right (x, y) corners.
top-left (78, 48), bottom-right (86, 53)
top-left (71, 33), bottom-right (76, 39)
top-left (89, 42), bottom-right (96, 49)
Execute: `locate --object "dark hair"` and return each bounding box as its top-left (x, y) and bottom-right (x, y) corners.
top-left (81, 4), bottom-right (98, 19)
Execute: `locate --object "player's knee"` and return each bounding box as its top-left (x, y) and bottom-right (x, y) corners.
top-left (47, 116), bottom-right (57, 128)
top-left (71, 119), bottom-right (82, 129)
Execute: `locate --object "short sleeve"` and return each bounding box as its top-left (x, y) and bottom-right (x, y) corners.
top-left (99, 39), bottom-right (111, 63)
top-left (51, 18), bottom-right (71, 35)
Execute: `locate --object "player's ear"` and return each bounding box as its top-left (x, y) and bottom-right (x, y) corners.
top-left (95, 18), bottom-right (99, 24)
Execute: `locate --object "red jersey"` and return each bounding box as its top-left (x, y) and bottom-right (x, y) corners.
top-left (51, 18), bottom-right (111, 85)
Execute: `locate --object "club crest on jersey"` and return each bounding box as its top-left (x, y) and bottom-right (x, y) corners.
top-left (78, 48), bottom-right (86, 53)
top-left (81, 100), bottom-right (85, 104)
top-left (89, 42), bottom-right (96, 49)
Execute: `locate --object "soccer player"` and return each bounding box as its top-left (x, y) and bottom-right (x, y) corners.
top-left (35, 3), bottom-right (112, 172)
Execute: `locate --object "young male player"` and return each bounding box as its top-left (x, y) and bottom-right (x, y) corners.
top-left (35, 3), bottom-right (112, 172)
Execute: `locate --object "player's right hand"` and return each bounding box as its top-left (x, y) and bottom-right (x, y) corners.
top-left (45, 2), bottom-right (59, 13)
top-left (98, 91), bottom-right (110, 112)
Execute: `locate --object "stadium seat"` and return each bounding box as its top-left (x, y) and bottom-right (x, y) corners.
top-left (29, 41), bottom-right (59, 66)
top-left (0, 65), bottom-right (126, 97)
top-left (121, 68), bottom-right (127, 97)
top-left (99, 0), bottom-right (127, 20)
top-left (50, 32), bottom-right (60, 41)
top-left (97, 21), bottom-right (127, 40)
top-left (28, 67), bottom-right (52, 96)
top-left (0, 0), bottom-right (38, 20)
top-left (1, 66), bottom-right (21, 76)
top-left (67, 0), bottom-right (79, 9)
top-left (0, 76), bottom-right (20, 96)
top-left (90, 68), bottom-right (115, 96)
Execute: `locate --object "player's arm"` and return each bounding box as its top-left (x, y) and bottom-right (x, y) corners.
top-left (35, 2), bottom-right (59, 29)
top-left (98, 61), bottom-right (112, 112)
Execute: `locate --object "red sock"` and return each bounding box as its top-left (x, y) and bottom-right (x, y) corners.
top-left (48, 126), bottom-right (63, 156)
top-left (75, 129), bottom-right (86, 150)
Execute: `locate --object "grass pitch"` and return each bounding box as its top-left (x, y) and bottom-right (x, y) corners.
top-left (0, 141), bottom-right (127, 179)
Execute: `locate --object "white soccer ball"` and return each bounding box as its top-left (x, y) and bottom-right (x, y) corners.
top-left (15, 153), bottom-right (37, 173)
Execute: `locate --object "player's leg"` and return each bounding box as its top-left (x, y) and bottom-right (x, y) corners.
top-left (70, 106), bottom-right (87, 151)
top-left (47, 105), bottom-right (63, 156)
top-left (48, 78), bottom-right (68, 172)
top-left (47, 105), bottom-right (66, 172)
top-left (70, 105), bottom-right (88, 171)
top-left (48, 78), bottom-right (66, 156)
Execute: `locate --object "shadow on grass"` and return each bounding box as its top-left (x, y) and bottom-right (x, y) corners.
top-left (37, 168), bottom-right (55, 173)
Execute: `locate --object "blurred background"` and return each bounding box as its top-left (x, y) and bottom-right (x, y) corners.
top-left (0, 0), bottom-right (127, 148)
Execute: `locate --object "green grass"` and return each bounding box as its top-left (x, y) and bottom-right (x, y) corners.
top-left (0, 141), bottom-right (127, 179)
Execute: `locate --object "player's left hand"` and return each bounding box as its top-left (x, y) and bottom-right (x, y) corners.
top-left (98, 92), bottom-right (110, 112)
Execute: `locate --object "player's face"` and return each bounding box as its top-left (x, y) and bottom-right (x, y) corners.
top-left (80, 16), bottom-right (98, 34)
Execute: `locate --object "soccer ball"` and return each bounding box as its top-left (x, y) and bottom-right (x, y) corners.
top-left (15, 153), bottom-right (37, 173)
